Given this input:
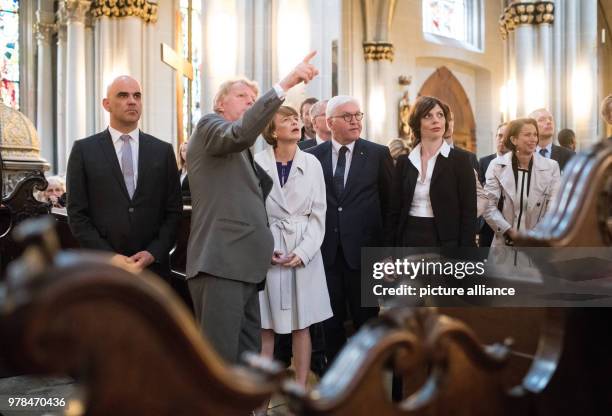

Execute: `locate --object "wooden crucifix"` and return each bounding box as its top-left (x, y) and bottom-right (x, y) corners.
top-left (161, 9), bottom-right (194, 150)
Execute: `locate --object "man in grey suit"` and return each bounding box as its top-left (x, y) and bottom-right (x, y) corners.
top-left (186, 52), bottom-right (319, 363)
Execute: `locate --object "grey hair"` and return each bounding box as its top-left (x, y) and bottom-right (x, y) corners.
top-left (309, 99), bottom-right (329, 119)
top-left (601, 94), bottom-right (612, 124)
top-left (528, 108), bottom-right (552, 119)
top-left (326, 95), bottom-right (360, 119)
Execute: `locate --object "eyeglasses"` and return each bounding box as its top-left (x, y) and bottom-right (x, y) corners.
top-left (331, 112), bottom-right (364, 122)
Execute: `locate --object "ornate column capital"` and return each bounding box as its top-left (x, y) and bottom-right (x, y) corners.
top-left (499, 1), bottom-right (554, 39)
top-left (91, 0), bottom-right (159, 24)
top-left (363, 42), bottom-right (394, 62)
top-left (34, 22), bottom-right (57, 42)
top-left (60, 0), bottom-right (92, 24)
top-left (35, 10), bottom-right (57, 42)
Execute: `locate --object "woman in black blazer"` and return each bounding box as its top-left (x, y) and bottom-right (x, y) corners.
top-left (388, 96), bottom-right (476, 247)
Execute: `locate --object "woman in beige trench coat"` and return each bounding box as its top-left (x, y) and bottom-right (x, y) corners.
top-left (255, 105), bottom-right (332, 388)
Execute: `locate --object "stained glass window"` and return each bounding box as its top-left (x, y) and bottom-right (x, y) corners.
top-left (0, 0), bottom-right (19, 109)
top-left (179, 0), bottom-right (202, 141)
top-left (423, 0), bottom-right (467, 42)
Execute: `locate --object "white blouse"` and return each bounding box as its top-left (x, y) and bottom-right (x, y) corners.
top-left (407, 141), bottom-right (451, 217)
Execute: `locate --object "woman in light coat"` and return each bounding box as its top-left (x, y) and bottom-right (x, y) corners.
top-left (255, 105), bottom-right (332, 388)
top-left (482, 118), bottom-right (561, 247)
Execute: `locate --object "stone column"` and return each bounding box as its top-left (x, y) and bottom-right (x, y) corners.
top-left (34, 13), bottom-right (56, 168)
top-left (61, 0), bottom-right (91, 173)
top-left (360, 0), bottom-right (397, 143)
top-left (91, 0), bottom-right (159, 132)
top-left (500, 1), bottom-right (555, 118)
top-left (552, 0), bottom-right (565, 127)
top-left (576, 0), bottom-right (598, 148)
top-left (537, 22), bottom-right (553, 111)
top-left (509, 1), bottom-right (538, 117)
top-left (56, 8), bottom-right (67, 173)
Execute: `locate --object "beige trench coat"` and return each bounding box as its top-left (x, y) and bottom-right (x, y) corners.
top-left (481, 152), bottom-right (561, 247)
top-left (255, 147), bottom-right (333, 333)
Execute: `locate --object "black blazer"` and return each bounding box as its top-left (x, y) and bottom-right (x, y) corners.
top-left (478, 153), bottom-right (497, 185)
top-left (307, 139), bottom-right (393, 270)
top-left (298, 138), bottom-right (317, 150)
top-left (388, 148), bottom-right (477, 247)
top-left (550, 144), bottom-right (574, 171)
top-left (66, 129), bottom-right (183, 265)
top-left (453, 145), bottom-right (479, 173)
top-left (180, 170), bottom-right (191, 204)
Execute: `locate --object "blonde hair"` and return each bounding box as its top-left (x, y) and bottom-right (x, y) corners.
top-left (387, 138), bottom-right (410, 160)
top-left (213, 78), bottom-right (259, 113)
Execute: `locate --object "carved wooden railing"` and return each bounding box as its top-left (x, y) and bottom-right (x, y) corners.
top-left (0, 173), bottom-right (50, 274)
top-left (0, 217), bottom-right (283, 416)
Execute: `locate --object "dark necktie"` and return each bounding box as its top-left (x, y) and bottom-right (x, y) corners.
top-left (334, 146), bottom-right (348, 197)
top-left (539, 148), bottom-right (548, 157)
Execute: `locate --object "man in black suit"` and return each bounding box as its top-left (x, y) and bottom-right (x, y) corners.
top-left (66, 75), bottom-right (182, 277)
top-left (298, 99), bottom-right (330, 150)
top-left (529, 108), bottom-right (574, 171)
top-left (478, 122), bottom-right (508, 247)
top-left (478, 122), bottom-right (508, 184)
top-left (443, 110), bottom-right (479, 173)
top-left (306, 95), bottom-right (393, 365)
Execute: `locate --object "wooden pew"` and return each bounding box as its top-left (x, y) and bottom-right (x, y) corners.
top-left (0, 217), bottom-right (282, 416)
top-left (0, 173), bottom-right (50, 275)
top-left (0, 140), bottom-right (610, 415)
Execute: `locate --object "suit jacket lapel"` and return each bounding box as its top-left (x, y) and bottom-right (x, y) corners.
top-left (259, 148), bottom-right (289, 212)
top-left (320, 142), bottom-right (335, 198)
top-left (98, 129), bottom-right (130, 200)
top-left (342, 139), bottom-right (365, 201)
top-left (430, 152), bottom-right (449, 187)
top-left (498, 159), bottom-right (517, 207)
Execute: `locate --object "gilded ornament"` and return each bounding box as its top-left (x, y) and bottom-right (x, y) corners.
top-left (499, 1), bottom-right (554, 39)
top-left (91, 0), bottom-right (158, 23)
top-left (363, 42), bottom-right (394, 62)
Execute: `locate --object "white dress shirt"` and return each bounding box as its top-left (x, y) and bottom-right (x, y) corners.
top-left (407, 141), bottom-right (451, 217)
top-left (331, 138), bottom-right (355, 186)
top-left (315, 135), bottom-right (325, 146)
top-left (272, 83), bottom-right (287, 100)
top-left (180, 169), bottom-right (188, 186)
top-left (535, 142), bottom-right (552, 158)
top-left (109, 126), bottom-right (139, 184)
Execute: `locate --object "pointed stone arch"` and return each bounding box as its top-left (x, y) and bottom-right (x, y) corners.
top-left (418, 66), bottom-right (476, 152)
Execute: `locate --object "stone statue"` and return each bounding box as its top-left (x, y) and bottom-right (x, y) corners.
top-left (398, 90), bottom-right (411, 140)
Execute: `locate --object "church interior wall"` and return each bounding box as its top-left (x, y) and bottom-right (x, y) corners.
top-left (339, 0), bottom-right (367, 134)
top-left (389, 0), bottom-right (504, 156)
top-left (141, 0), bottom-right (175, 146)
top-left (306, 0), bottom-right (341, 105)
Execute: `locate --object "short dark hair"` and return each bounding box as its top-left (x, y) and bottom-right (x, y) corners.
top-left (503, 118), bottom-right (539, 152)
top-left (408, 96), bottom-right (450, 144)
top-left (299, 97), bottom-right (318, 118)
top-left (557, 128), bottom-right (576, 147)
top-left (262, 106), bottom-right (299, 147)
